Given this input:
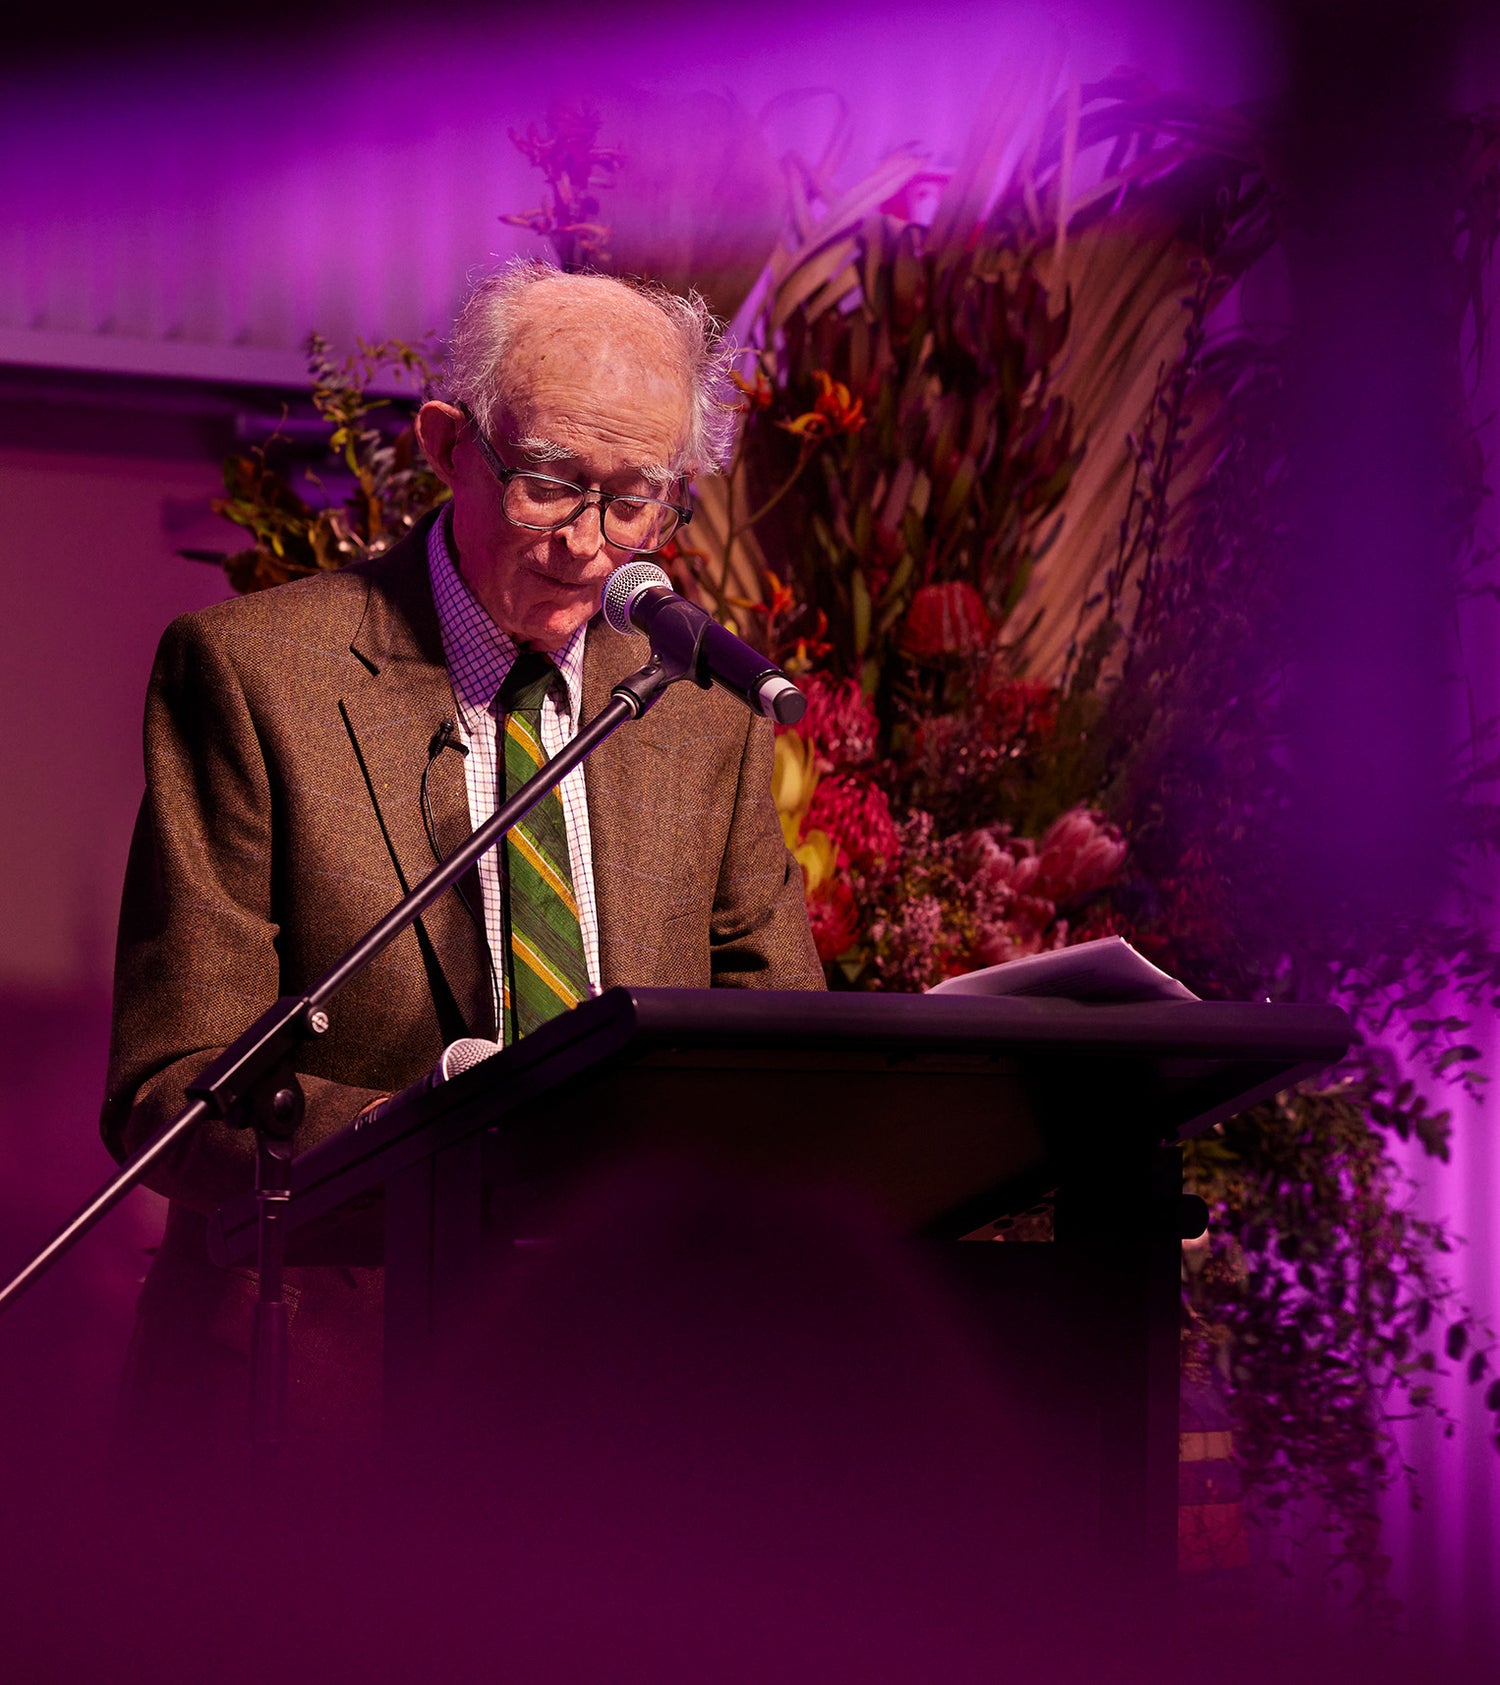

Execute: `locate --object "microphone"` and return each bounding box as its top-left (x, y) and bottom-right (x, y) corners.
top-left (353, 1037), bottom-right (501, 1133)
top-left (601, 561), bottom-right (807, 725)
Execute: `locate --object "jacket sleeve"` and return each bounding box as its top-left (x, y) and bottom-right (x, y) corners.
top-left (101, 612), bottom-right (384, 1218)
top-left (708, 713), bottom-right (825, 991)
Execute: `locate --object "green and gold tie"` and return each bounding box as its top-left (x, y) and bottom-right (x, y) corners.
top-left (493, 651), bottom-right (590, 1042)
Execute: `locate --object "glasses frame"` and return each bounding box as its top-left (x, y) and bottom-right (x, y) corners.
top-left (457, 403), bottom-right (693, 554)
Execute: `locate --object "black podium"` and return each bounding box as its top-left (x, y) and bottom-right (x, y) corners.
top-left (209, 987), bottom-right (1349, 1576)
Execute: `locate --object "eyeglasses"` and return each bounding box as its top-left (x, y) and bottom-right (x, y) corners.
top-left (459, 404), bottom-right (692, 554)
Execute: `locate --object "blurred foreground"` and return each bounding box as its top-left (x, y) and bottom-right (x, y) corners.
top-left (2, 1163), bottom-right (1495, 1683)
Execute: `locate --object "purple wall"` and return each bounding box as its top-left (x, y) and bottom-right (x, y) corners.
top-left (0, 405), bottom-right (234, 1447)
top-left (1, 1), bottom-right (1274, 381)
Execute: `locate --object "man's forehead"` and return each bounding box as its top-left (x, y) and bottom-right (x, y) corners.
top-left (498, 283), bottom-right (694, 468)
top-left (508, 279), bottom-right (686, 374)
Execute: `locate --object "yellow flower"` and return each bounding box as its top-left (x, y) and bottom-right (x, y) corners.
top-left (794, 828), bottom-right (838, 894)
top-left (772, 731), bottom-right (820, 848)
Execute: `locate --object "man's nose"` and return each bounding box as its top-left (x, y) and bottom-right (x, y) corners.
top-left (558, 496), bottom-right (606, 559)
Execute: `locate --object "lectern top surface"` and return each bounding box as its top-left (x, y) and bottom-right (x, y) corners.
top-left (604, 986), bottom-right (1349, 1061)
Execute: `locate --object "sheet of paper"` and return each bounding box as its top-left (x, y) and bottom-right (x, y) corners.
top-left (926, 935), bottom-right (1200, 1003)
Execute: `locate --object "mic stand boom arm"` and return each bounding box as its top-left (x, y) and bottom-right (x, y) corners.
top-left (0, 649), bottom-right (699, 1457)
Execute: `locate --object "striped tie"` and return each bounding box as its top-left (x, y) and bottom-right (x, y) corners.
top-left (493, 651), bottom-right (590, 1042)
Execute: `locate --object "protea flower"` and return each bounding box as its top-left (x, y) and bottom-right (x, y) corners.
top-left (797, 673), bottom-right (879, 769)
top-left (771, 732), bottom-right (820, 849)
top-left (898, 582), bottom-right (993, 661)
top-left (1032, 808), bottom-right (1128, 904)
top-left (806, 774), bottom-right (901, 873)
top-left (792, 827), bottom-right (837, 895)
top-left (807, 877), bottom-right (861, 964)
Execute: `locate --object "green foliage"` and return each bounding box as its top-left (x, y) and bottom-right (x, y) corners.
top-left (1065, 99), bottom-right (1500, 1588)
top-left (692, 82), bottom-right (1500, 1587)
top-left (188, 334), bottom-right (446, 592)
top-left (679, 139), bottom-right (1087, 719)
top-left (1185, 1072), bottom-right (1489, 1580)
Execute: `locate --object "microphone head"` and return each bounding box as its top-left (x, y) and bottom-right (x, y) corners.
top-left (436, 1037), bottom-right (503, 1085)
top-left (602, 560), bottom-right (671, 635)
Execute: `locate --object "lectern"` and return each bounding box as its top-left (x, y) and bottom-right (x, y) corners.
top-left (210, 986), bottom-right (1349, 1576)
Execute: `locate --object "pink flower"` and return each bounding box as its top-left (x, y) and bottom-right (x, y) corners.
top-left (954, 827), bottom-right (1021, 893)
top-left (953, 827), bottom-right (1046, 902)
top-left (1033, 808), bottom-right (1128, 904)
top-left (806, 775), bottom-right (901, 873)
top-left (871, 893), bottom-right (947, 991)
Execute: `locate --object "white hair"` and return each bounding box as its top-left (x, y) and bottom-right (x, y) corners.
top-left (445, 258), bottom-right (738, 478)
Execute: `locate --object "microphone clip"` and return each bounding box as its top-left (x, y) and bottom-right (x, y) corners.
top-left (428, 718), bottom-right (469, 760)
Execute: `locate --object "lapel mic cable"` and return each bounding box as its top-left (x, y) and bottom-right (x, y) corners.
top-left (420, 717), bottom-right (468, 859)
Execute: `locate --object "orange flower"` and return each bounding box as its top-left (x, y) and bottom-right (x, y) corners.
top-left (731, 369), bottom-right (774, 412)
top-left (762, 569), bottom-right (796, 619)
top-left (780, 370), bottom-right (866, 439)
top-left (785, 622), bottom-right (833, 675)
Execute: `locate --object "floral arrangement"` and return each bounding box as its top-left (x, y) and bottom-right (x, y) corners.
top-left (192, 82), bottom-right (1500, 1597)
top-left (645, 88), bottom-right (1231, 1004)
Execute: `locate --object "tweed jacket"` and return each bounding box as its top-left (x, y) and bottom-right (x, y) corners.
top-left (102, 519), bottom-right (822, 1448)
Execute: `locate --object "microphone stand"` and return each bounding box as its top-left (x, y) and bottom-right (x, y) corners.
top-left (0, 648), bottom-right (702, 1472)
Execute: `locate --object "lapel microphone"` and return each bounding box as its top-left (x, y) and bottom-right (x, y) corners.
top-left (429, 718), bottom-right (468, 759)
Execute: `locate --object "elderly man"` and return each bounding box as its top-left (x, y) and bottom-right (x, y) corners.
top-left (103, 263), bottom-right (822, 1450)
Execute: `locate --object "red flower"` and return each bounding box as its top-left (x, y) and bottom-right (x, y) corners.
top-left (806, 775), bottom-right (901, 873)
top-left (808, 877), bottom-right (861, 964)
top-left (796, 673), bottom-right (879, 769)
top-left (898, 582), bottom-right (993, 661)
top-left (985, 676), bottom-right (1058, 743)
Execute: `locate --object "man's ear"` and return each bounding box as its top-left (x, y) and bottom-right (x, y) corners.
top-left (415, 401), bottom-right (464, 485)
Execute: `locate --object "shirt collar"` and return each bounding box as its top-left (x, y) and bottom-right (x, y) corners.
top-left (426, 509), bottom-right (588, 719)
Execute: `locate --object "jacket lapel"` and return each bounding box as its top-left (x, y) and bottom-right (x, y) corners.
top-left (340, 523), bottom-right (496, 1040)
